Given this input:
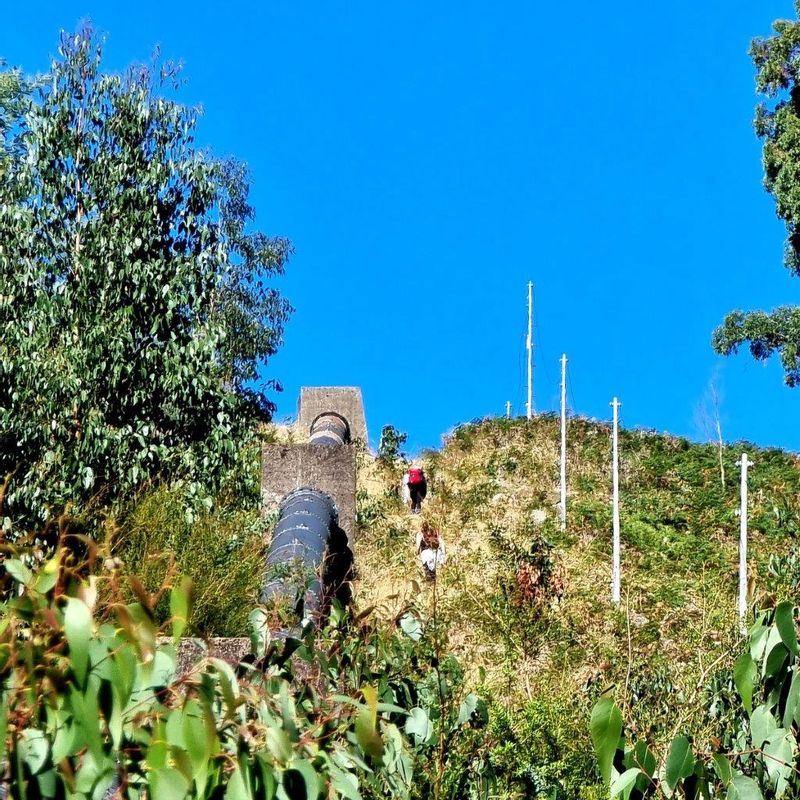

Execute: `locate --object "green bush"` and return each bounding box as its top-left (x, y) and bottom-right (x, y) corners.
top-left (0, 541), bottom-right (501, 800)
top-left (487, 695), bottom-right (603, 800)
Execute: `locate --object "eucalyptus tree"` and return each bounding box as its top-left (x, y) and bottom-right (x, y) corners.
top-left (0, 60), bottom-right (27, 178)
top-left (714, 3), bottom-right (800, 384)
top-left (0, 28), bottom-right (292, 529)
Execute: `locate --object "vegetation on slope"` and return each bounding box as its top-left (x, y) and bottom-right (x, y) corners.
top-left (0, 543), bottom-right (488, 800)
top-left (354, 414), bottom-right (800, 798)
top-left (85, 411), bottom-right (800, 798)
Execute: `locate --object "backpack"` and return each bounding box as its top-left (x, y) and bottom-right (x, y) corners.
top-left (408, 468), bottom-right (424, 485)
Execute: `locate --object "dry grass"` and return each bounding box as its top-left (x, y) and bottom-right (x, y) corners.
top-left (352, 415), bottom-right (800, 744)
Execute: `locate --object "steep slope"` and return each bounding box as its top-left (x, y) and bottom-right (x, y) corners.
top-left (353, 414), bottom-right (800, 792)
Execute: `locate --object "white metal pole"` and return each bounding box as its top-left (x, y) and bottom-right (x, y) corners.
top-left (738, 453), bottom-right (750, 624)
top-left (505, 400), bottom-right (511, 418)
top-left (560, 354), bottom-right (568, 531)
top-left (611, 397), bottom-right (622, 606)
top-left (526, 281), bottom-right (533, 419)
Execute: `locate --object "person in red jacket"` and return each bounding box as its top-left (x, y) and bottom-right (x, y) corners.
top-left (404, 464), bottom-right (427, 514)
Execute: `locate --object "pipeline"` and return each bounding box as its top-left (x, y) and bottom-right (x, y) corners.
top-left (309, 412), bottom-right (350, 446)
top-left (260, 414), bottom-right (353, 627)
top-left (259, 488), bottom-right (336, 623)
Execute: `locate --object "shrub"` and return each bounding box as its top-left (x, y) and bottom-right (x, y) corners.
top-left (378, 425), bottom-right (408, 463)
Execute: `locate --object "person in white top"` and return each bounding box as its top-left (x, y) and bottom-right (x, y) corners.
top-left (415, 521), bottom-right (446, 579)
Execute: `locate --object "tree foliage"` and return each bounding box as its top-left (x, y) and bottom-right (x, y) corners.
top-left (0, 60), bottom-right (28, 179)
top-left (0, 29), bottom-right (291, 528)
top-left (714, 3), bottom-right (800, 384)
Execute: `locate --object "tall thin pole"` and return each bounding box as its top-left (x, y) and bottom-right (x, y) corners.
top-left (738, 453), bottom-right (751, 624)
top-left (526, 281), bottom-right (533, 419)
top-left (559, 354), bottom-right (568, 531)
top-left (611, 397), bottom-right (622, 606)
top-left (505, 400), bottom-right (511, 418)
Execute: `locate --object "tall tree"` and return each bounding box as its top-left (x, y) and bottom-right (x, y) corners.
top-left (714, 3), bottom-right (800, 384)
top-left (0, 60), bottom-right (28, 179)
top-left (0, 28), bottom-right (291, 528)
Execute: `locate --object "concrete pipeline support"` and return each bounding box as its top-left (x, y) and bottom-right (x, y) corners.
top-left (174, 388), bottom-right (364, 675)
top-left (260, 390), bottom-right (363, 625)
top-left (309, 412), bottom-right (350, 447)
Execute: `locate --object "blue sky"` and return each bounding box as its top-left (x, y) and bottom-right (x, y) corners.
top-left (4, 1), bottom-right (800, 453)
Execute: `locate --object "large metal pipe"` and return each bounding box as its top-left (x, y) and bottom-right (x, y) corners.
top-left (309, 412), bottom-right (350, 446)
top-left (260, 488), bottom-right (336, 622)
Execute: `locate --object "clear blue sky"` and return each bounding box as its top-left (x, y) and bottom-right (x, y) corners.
top-left (4, 1), bottom-right (800, 453)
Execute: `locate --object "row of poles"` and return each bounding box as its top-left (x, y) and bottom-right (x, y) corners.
top-left (508, 282), bottom-right (752, 623)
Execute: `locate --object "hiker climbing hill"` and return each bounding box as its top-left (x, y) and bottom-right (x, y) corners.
top-left (403, 462), bottom-right (427, 514)
top-left (415, 520), bottom-right (446, 580)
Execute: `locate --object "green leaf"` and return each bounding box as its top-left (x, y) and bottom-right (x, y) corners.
top-left (750, 623), bottom-right (770, 662)
top-left (170, 576), bottom-right (193, 644)
top-left (254, 755), bottom-right (278, 799)
top-left (664, 735), bottom-right (694, 792)
top-left (404, 707), bottom-right (433, 746)
top-left (728, 775), bottom-right (763, 800)
top-left (632, 741), bottom-right (656, 778)
top-left (398, 613), bottom-right (422, 641)
top-left (19, 729), bottom-right (49, 775)
top-left (329, 765), bottom-right (360, 800)
top-left (765, 641), bottom-right (789, 680)
top-left (763, 730), bottom-right (793, 796)
top-left (763, 626), bottom-right (787, 678)
top-left (355, 686), bottom-right (385, 762)
top-left (51, 722), bottom-right (77, 764)
top-left (265, 726), bottom-right (292, 764)
top-left (226, 764), bottom-right (252, 800)
top-left (208, 658), bottom-right (239, 718)
top-left (64, 598), bottom-right (92, 685)
top-left (590, 697), bottom-right (622, 786)
top-left (750, 705), bottom-right (777, 747)
top-left (457, 694), bottom-right (478, 726)
top-left (283, 760), bottom-right (321, 800)
top-left (150, 766), bottom-right (190, 800)
top-left (783, 669), bottom-right (800, 728)
top-left (182, 701), bottom-right (210, 774)
top-left (4, 558), bottom-right (32, 586)
top-left (376, 702), bottom-right (407, 715)
top-left (734, 652), bottom-right (757, 715)
top-left (610, 768), bottom-right (641, 798)
top-left (775, 602), bottom-right (799, 656)
top-left (36, 770), bottom-right (57, 798)
top-left (456, 693), bottom-right (489, 727)
top-left (713, 753), bottom-right (734, 785)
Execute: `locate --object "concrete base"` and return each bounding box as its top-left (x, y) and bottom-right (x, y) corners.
top-left (298, 387), bottom-right (368, 444)
top-left (262, 443), bottom-right (357, 541)
top-left (175, 637), bottom-right (251, 676)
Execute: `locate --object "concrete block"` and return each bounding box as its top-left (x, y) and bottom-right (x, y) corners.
top-left (174, 637), bottom-right (251, 676)
top-left (298, 387), bottom-right (368, 443)
top-left (262, 443), bottom-right (357, 541)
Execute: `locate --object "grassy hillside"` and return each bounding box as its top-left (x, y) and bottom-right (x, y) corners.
top-left (353, 414), bottom-right (800, 796)
top-left (109, 414), bottom-right (800, 797)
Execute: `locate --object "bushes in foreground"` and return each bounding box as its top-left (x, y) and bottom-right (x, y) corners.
top-left (0, 541), bottom-right (497, 799)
